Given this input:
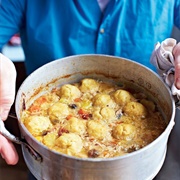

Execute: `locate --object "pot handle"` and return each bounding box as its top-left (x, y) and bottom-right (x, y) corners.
top-left (0, 116), bottom-right (42, 162)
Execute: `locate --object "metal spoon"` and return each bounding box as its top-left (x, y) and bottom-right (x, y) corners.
top-left (0, 116), bottom-right (22, 144)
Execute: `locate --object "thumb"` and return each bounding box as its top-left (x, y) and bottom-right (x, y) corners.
top-left (0, 134), bottom-right (19, 165)
top-left (0, 53), bottom-right (17, 120)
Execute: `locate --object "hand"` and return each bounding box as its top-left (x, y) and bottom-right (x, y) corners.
top-left (173, 42), bottom-right (180, 89)
top-left (0, 53), bottom-right (18, 164)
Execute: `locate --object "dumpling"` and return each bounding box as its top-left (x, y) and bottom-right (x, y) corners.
top-left (113, 89), bottom-right (135, 106)
top-left (43, 132), bottom-right (57, 148)
top-left (24, 115), bottom-right (52, 136)
top-left (92, 107), bottom-right (116, 122)
top-left (65, 117), bottom-right (87, 135)
top-left (93, 93), bottom-right (116, 108)
top-left (112, 123), bottom-right (135, 140)
top-left (55, 133), bottom-right (83, 154)
top-left (123, 101), bottom-right (147, 118)
top-left (79, 78), bottom-right (100, 94)
top-left (87, 120), bottom-right (110, 140)
top-left (98, 82), bottom-right (115, 94)
top-left (57, 84), bottom-right (81, 101)
top-left (48, 102), bottom-right (69, 124)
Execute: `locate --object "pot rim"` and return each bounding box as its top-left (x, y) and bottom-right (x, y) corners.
top-left (15, 54), bottom-right (176, 162)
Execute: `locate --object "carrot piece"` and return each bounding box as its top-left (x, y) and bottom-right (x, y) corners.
top-left (78, 109), bottom-right (85, 115)
top-left (78, 109), bottom-right (91, 120)
top-left (66, 114), bottom-right (73, 120)
top-left (74, 98), bottom-right (81, 102)
top-left (29, 105), bottom-right (40, 112)
top-left (37, 96), bottom-right (47, 104)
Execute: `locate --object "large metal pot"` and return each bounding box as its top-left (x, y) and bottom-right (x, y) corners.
top-left (14, 55), bottom-right (175, 180)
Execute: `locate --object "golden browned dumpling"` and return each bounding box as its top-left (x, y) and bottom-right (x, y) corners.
top-left (98, 82), bottom-right (115, 94)
top-left (123, 101), bottom-right (147, 118)
top-left (46, 93), bottom-right (60, 105)
top-left (43, 132), bottom-right (57, 148)
top-left (87, 120), bottom-right (110, 140)
top-left (48, 102), bottom-right (69, 123)
top-left (93, 93), bottom-right (116, 108)
top-left (55, 133), bottom-right (83, 154)
top-left (65, 117), bottom-right (87, 135)
top-left (93, 107), bottom-right (116, 122)
top-left (112, 123), bottom-right (135, 140)
top-left (113, 89), bottom-right (135, 106)
top-left (79, 78), bottom-right (100, 93)
top-left (24, 115), bottom-right (52, 136)
top-left (57, 84), bottom-right (81, 100)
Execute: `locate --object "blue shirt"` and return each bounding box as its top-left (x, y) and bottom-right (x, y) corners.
top-left (0, 0), bottom-right (180, 74)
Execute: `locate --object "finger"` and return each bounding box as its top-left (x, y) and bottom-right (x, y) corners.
top-left (0, 134), bottom-right (19, 165)
top-left (173, 42), bottom-right (180, 89)
top-left (0, 53), bottom-right (17, 120)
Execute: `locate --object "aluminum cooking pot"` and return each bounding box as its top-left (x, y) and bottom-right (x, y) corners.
top-left (1, 55), bottom-right (176, 180)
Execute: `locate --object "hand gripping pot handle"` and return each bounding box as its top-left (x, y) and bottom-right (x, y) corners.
top-left (0, 114), bottom-right (42, 162)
